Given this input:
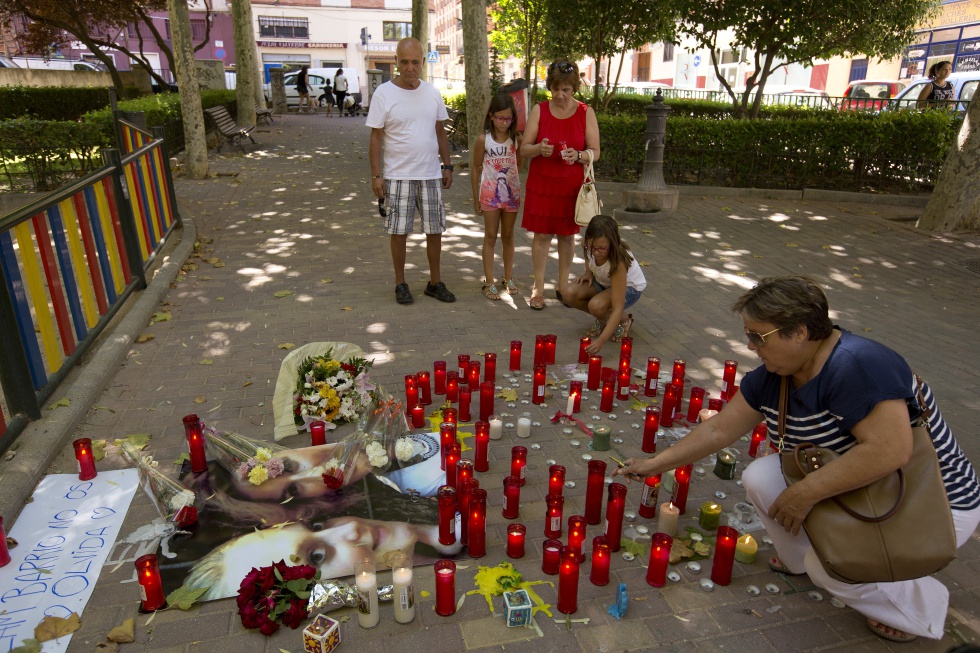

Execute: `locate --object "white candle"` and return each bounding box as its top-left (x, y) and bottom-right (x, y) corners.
top-left (516, 417), bottom-right (531, 439)
top-left (566, 393), bottom-right (575, 415)
top-left (355, 569), bottom-right (379, 628)
top-left (657, 501), bottom-right (679, 538)
top-left (489, 416), bottom-right (503, 440)
top-left (392, 565), bottom-right (415, 623)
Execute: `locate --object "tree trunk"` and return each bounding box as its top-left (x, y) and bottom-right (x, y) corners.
top-left (168, 0), bottom-right (208, 179)
top-left (232, 0), bottom-right (257, 127)
top-left (462, 0), bottom-right (490, 152)
top-left (412, 0), bottom-right (429, 82)
top-left (254, 42), bottom-right (267, 108)
top-left (918, 97), bottom-right (980, 232)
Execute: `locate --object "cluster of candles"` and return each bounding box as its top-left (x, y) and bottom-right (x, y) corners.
top-left (352, 551), bottom-right (416, 627)
top-left (403, 353), bottom-right (499, 428)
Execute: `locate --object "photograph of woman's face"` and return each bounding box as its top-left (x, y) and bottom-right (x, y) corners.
top-left (228, 443), bottom-right (371, 501)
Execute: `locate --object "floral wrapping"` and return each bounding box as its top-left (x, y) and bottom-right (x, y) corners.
top-left (294, 348), bottom-right (379, 431)
top-left (201, 424), bottom-right (289, 486)
top-left (121, 444), bottom-right (198, 527)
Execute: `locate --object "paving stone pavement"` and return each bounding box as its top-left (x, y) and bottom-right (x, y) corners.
top-left (8, 111), bottom-right (980, 653)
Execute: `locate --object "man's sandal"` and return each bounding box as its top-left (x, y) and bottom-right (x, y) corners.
top-left (502, 279), bottom-right (519, 295)
top-left (482, 284), bottom-right (502, 301)
top-left (867, 619), bottom-right (917, 643)
top-left (767, 556), bottom-right (805, 576)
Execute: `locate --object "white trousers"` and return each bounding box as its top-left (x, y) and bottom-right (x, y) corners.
top-left (742, 454), bottom-right (980, 639)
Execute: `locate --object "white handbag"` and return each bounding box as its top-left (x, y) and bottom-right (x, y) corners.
top-left (574, 149), bottom-right (601, 228)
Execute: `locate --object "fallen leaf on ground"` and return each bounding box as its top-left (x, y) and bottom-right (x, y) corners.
top-left (106, 618), bottom-right (135, 643)
top-left (669, 540), bottom-right (694, 564)
top-left (638, 261), bottom-right (650, 267)
top-left (274, 290), bottom-right (293, 298)
top-left (113, 433), bottom-right (151, 450)
top-left (193, 396), bottom-right (207, 404)
top-left (96, 642), bottom-right (119, 653)
top-left (174, 453), bottom-right (190, 466)
top-left (34, 613), bottom-right (81, 642)
top-left (47, 398), bottom-right (70, 410)
top-left (135, 334), bottom-right (155, 343)
top-left (278, 343), bottom-right (295, 350)
top-left (199, 359), bottom-right (214, 365)
top-left (786, 243), bottom-right (799, 247)
top-left (320, 278), bottom-right (333, 284)
top-left (496, 388), bottom-right (518, 402)
top-left (10, 638), bottom-right (40, 653)
top-left (150, 312), bottom-right (172, 323)
top-left (92, 440), bottom-right (107, 461)
top-left (166, 585), bottom-right (210, 611)
top-left (243, 381), bottom-right (253, 387)
top-left (341, 306), bottom-right (353, 311)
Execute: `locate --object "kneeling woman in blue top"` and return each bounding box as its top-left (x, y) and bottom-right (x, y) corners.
top-left (561, 215), bottom-right (646, 354)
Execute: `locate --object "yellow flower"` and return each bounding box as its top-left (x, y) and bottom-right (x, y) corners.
top-left (248, 465), bottom-right (269, 485)
top-left (255, 447), bottom-right (272, 463)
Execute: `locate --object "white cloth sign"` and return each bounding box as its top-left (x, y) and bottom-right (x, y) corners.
top-left (0, 470), bottom-right (139, 653)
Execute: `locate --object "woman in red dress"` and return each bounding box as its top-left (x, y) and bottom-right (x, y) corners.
top-left (520, 60), bottom-right (601, 309)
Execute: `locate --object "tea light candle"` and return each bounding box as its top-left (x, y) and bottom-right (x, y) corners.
top-left (722, 360), bottom-right (738, 401)
top-left (507, 523), bottom-right (526, 559)
top-left (570, 380), bottom-right (583, 412)
top-left (0, 516), bottom-right (11, 568)
top-left (545, 494), bottom-right (564, 538)
top-left (711, 526), bottom-right (738, 586)
top-left (434, 560), bottom-right (457, 616)
top-left (749, 423), bottom-right (767, 458)
top-left (516, 416), bottom-right (532, 439)
top-left (617, 369), bottom-right (631, 401)
top-left (434, 361), bottom-right (447, 395)
top-left (686, 386), bottom-right (705, 422)
top-left (445, 442), bottom-right (461, 488)
top-left (671, 464), bottom-right (693, 514)
top-left (456, 458), bottom-right (474, 493)
top-left (354, 558), bottom-right (380, 628)
top-left (656, 501), bottom-right (679, 537)
top-left (644, 357), bottom-right (660, 397)
top-left (605, 483), bottom-right (627, 552)
top-left (509, 340), bottom-right (522, 371)
top-left (474, 421), bottom-right (490, 472)
top-left (713, 451), bottom-right (736, 480)
top-left (411, 405), bottom-right (425, 428)
top-left (590, 535), bottom-right (611, 585)
top-left (182, 415), bottom-right (207, 474)
top-left (489, 415), bottom-right (503, 440)
top-left (511, 446), bottom-right (527, 485)
top-left (578, 337), bottom-right (591, 364)
top-left (548, 464), bottom-right (566, 498)
top-left (545, 334), bottom-right (557, 365)
top-left (645, 533), bottom-right (673, 587)
top-left (479, 381), bottom-right (495, 422)
top-left (468, 488), bottom-right (488, 558)
top-left (584, 460), bottom-right (607, 525)
top-left (484, 352), bottom-right (497, 382)
top-left (391, 552), bottom-right (415, 623)
top-left (697, 408), bottom-right (719, 424)
top-left (532, 363), bottom-right (546, 405)
top-left (542, 539), bottom-right (562, 575)
top-left (446, 372), bottom-right (459, 403)
top-left (417, 370), bottom-right (432, 405)
top-left (135, 554), bottom-right (166, 612)
top-left (599, 377), bottom-right (615, 412)
top-left (568, 515), bottom-right (587, 562)
top-left (592, 424), bottom-right (611, 451)
top-left (502, 476), bottom-right (521, 519)
top-left (642, 406), bottom-right (660, 453)
top-left (660, 383), bottom-right (679, 427)
top-left (587, 355), bottom-right (602, 391)
top-left (699, 501), bottom-right (722, 531)
top-left (557, 546), bottom-right (580, 615)
top-left (671, 359), bottom-right (686, 385)
top-left (308, 419), bottom-right (327, 446)
top-left (735, 533), bottom-right (758, 564)
top-left (534, 335), bottom-right (546, 366)
top-left (437, 485), bottom-right (456, 546)
top-left (73, 438), bottom-right (98, 481)
top-left (458, 354), bottom-right (470, 379)
top-left (638, 474), bottom-right (661, 519)
top-left (458, 387), bottom-right (472, 422)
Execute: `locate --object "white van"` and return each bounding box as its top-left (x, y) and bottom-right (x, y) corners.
top-left (265, 67), bottom-right (360, 108)
top-left (12, 57), bottom-right (106, 72)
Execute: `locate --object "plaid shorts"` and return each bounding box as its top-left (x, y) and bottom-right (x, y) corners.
top-left (383, 179), bottom-right (446, 235)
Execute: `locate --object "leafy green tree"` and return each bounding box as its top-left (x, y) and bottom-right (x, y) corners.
top-left (489, 0), bottom-right (548, 94)
top-left (677, 0), bottom-right (939, 118)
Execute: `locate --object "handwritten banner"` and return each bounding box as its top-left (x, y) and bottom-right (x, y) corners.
top-left (0, 470), bottom-right (138, 653)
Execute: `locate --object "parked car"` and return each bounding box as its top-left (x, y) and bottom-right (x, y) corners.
top-left (0, 55), bottom-right (19, 68)
top-left (886, 71), bottom-right (980, 113)
top-left (263, 67), bottom-right (360, 108)
top-left (840, 80), bottom-right (906, 110)
top-left (12, 57), bottom-right (106, 72)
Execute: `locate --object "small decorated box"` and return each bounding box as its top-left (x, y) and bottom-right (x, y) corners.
top-left (303, 614), bottom-right (341, 653)
top-left (503, 589), bottom-right (532, 627)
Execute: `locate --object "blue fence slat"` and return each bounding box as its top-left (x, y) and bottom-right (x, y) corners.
top-left (0, 231), bottom-right (46, 389)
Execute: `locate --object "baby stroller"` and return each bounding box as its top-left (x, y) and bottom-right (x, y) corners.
top-left (343, 93), bottom-right (363, 117)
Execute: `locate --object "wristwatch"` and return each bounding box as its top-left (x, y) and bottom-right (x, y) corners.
top-left (441, 164), bottom-right (455, 172)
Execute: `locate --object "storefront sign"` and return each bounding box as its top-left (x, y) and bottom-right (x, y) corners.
top-left (368, 43), bottom-right (398, 52)
top-left (934, 0), bottom-right (980, 27)
top-left (257, 41), bottom-right (346, 48)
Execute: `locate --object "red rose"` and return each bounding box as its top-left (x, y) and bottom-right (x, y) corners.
top-left (280, 598), bottom-right (309, 629)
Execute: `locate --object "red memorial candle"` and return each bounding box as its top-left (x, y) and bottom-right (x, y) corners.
top-left (73, 438), bottom-right (98, 481)
top-left (479, 381), bottom-right (495, 422)
top-left (437, 485), bottom-right (456, 546)
top-left (568, 515), bottom-right (587, 562)
top-left (532, 363), bottom-right (546, 405)
top-left (707, 398), bottom-right (724, 412)
top-left (569, 380), bottom-right (583, 413)
top-left (645, 533), bottom-right (673, 587)
top-left (458, 354), bottom-right (470, 379)
top-left (406, 382), bottom-right (420, 410)
top-left (442, 406), bottom-right (458, 425)
top-left (749, 422), bottom-right (767, 458)
top-left (484, 352), bottom-right (497, 383)
top-left (534, 335), bottom-right (546, 367)
top-left (182, 415), bottom-right (207, 474)
top-left (644, 356), bottom-right (661, 397)
top-left (502, 476), bottom-right (521, 519)
top-left (619, 336), bottom-right (633, 362)
top-left (434, 361), bottom-right (447, 395)
top-left (671, 464), bottom-right (693, 514)
top-left (557, 546), bottom-right (580, 615)
top-left (474, 421), bottom-right (490, 472)
top-left (507, 523), bottom-right (526, 559)
top-left (446, 372), bottom-right (459, 403)
top-left (660, 382), bottom-right (679, 427)
top-left (509, 340), bottom-right (522, 371)
top-left (590, 535), bottom-right (610, 586)
top-left (686, 386), bottom-right (705, 423)
top-left (722, 359), bottom-right (738, 402)
top-left (417, 370), bottom-right (432, 405)
top-left (440, 422), bottom-right (457, 471)
top-left (445, 442), bottom-right (461, 488)
top-left (578, 337), bottom-right (591, 364)
top-left (405, 372), bottom-right (418, 398)
top-left (618, 355), bottom-right (631, 376)
top-left (310, 420), bottom-right (326, 446)
top-left (542, 539), bottom-right (562, 575)
top-left (135, 554), bottom-right (166, 612)
top-left (711, 526), bottom-right (739, 585)
top-left (638, 474), bottom-right (661, 519)
top-left (600, 376), bottom-right (615, 412)
top-left (468, 488), bottom-right (488, 558)
top-left (458, 387), bottom-right (472, 422)
top-left (548, 464), bottom-right (566, 498)
top-left (511, 446), bottom-right (527, 486)
top-left (642, 406), bottom-right (660, 453)
top-left (434, 560), bottom-right (457, 616)
top-left (587, 355), bottom-right (602, 391)
top-left (411, 405), bottom-right (425, 428)
top-left (545, 494), bottom-right (564, 538)
top-left (468, 361), bottom-right (481, 391)
top-left (617, 369), bottom-right (631, 401)
top-left (456, 458), bottom-right (474, 492)
top-left (458, 479), bottom-right (479, 544)
top-left (673, 380), bottom-right (685, 418)
top-left (0, 516), bottom-right (11, 567)
top-left (584, 460), bottom-right (607, 525)
top-left (672, 359), bottom-right (686, 384)
top-left (544, 334), bottom-right (557, 365)
top-left (605, 483), bottom-right (627, 552)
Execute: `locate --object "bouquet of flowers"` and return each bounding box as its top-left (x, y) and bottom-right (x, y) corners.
top-left (202, 423), bottom-right (289, 487)
top-left (358, 397), bottom-right (420, 473)
top-left (121, 444), bottom-right (198, 527)
top-left (294, 349), bottom-right (378, 431)
top-left (237, 560), bottom-right (320, 636)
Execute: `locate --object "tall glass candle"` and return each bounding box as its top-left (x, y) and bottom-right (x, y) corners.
top-left (619, 336), bottom-right (633, 362)
top-left (569, 380), bottom-right (583, 413)
top-left (660, 382), bottom-right (679, 427)
top-left (568, 515), bottom-right (587, 562)
top-left (686, 386), bottom-right (705, 423)
top-left (474, 421), bottom-right (490, 472)
top-left (532, 363), bottom-right (546, 405)
top-left (584, 460), bottom-right (607, 525)
top-left (722, 360), bottom-right (738, 401)
top-left (619, 355), bottom-right (631, 376)
top-left (590, 536), bottom-right (610, 586)
top-left (502, 476), bottom-right (521, 519)
top-left (548, 464), bottom-right (566, 498)
top-left (467, 361), bottom-right (481, 391)
top-left (73, 438), bottom-right (98, 481)
top-left (405, 373), bottom-right (418, 404)
top-left (672, 379), bottom-right (685, 417)
top-left (437, 485), bottom-right (456, 546)
top-left (411, 405), bottom-right (425, 428)
top-left (484, 352), bottom-right (497, 383)
top-left (578, 337), bottom-right (591, 364)
top-left (749, 422), bottom-right (767, 458)
top-left (489, 415), bottom-right (503, 440)
top-left (390, 551), bottom-right (416, 623)
top-left (671, 359), bottom-right (686, 384)
top-left (406, 383), bottom-right (419, 410)
top-left (657, 501), bottom-right (679, 537)
top-left (544, 334), bottom-right (557, 365)
top-left (511, 446), bottom-right (527, 486)
top-left (645, 533), bottom-right (673, 587)
top-left (468, 488), bottom-right (488, 558)
top-left (671, 464), bottom-right (693, 514)
top-left (458, 387), bottom-right (472, 422)
top-left (0, 516), bottom-right (11, 567)
top-left (182, 415), bottom-right (206, 474)
top-left (617, 369), bottom-right (631, 401)
top-left (605, 483), bottom-right (627, 552)
top-left (642, 406), bottom-right (660, 453)
top-left (354, 557), bottom-right (380, 628)
top-left (442, 406), bottom-right (458, 425)
top-left (479, 381), bottom-right (495, 422)
top-left (439, 422), bottom-right (457, 470)
top-left (458, 479), bottom-right (479, 544)
top-left (444, 442), bottom-right (461, 488)
top-left (542, 539), bottom-right (562, 575)
top-left (534, 335), bottom-right (546, 366)
top-left (310, 420), bottom-right (327, 446)
top-left (434, 560), bottom-right (456, 616)
top-left (458, 354), bottom-right (471, 379)
top-left (557, 546), bottom-right (580, 615)
top-left (544, 494), bottom-right (564, 538)
top-left (644, 357), bottom-right (661, 397)
top-left (417, 370), bottom-right (432, 405)
top-left (638, 474), bottom-right (661, 519)
top-left (456, 458), bottom-right (474, 493)
top-left (711, 526), bottom-right (738, 585)
top-left (507, 523), bottom-right (526, 559)
top-left (708, 397), bottom-right (724, 412)
top-left (434, 361), bottom-right (447, 395)
top-left (446, 372), bottom-right (459, 403)
top-left (135, 554), bottom-right (166, 612)
top-left (600, 377), bottom-right (615, 412)
top-left (587, 355), bottom-right (602, 391)
top-left (509, 340), bottom-right (522, 371)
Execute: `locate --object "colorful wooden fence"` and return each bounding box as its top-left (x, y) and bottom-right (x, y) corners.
top-left (0, 118), bottom-right (179, 451)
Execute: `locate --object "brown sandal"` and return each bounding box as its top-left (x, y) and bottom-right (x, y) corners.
top-left (867, 619), bottom-right (917, 643)
top-left (503, 279), bottom-right (519, 295)
top-left (482, 283), bottom-right (502, 301)
top-left (529, 295), bottom-right (545, 310)
top-left (610, 314), bottom-right (633, 342)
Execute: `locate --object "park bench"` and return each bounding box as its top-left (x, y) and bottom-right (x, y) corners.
top-left (204, 106), bottom-right (256, 153)
top-left (256, 104), bottom-right (274, 125)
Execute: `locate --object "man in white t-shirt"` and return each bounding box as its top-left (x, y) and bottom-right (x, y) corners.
top-left (333, 70), bottom-right (348, 115)
top-left (367, 38), bottom-right (456, 305)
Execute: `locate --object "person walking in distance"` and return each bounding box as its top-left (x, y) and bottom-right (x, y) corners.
top-left (366, 38), bottom-right (456, 305)
top-left (334, 69), bottom-right (349, 116)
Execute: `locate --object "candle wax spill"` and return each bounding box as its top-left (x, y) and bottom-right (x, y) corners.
top-left (635, 525), bottom-right (649, 535)
top-left (746, 585), bottom-right (761, 596)
top-left (765, 584), bottom-right (780, 595)
top-left (761, 536), bottom-right (773, 545)
top-left (623, 409), bottom-right (632, 415)
top-left (736, 480), bottom-right (744, 487)
top-left (699, 579), bottom-right (714, 591)
top-left (604, 477), bottom-right (613, 485)
top-left (507, 403), bottom-right (517, 408)
top-left (608, 414), bottom-right (617, 420)
top-left (520, 398), bottom-right (530, 403)
top-left (714, 491), bottom-right (727, 499)
top-left (591, 415), bottom-right (601, 421)
top-left (504, 423), bottom-right (515, 429)
top-left (590, 406), bottom-right (599, 411)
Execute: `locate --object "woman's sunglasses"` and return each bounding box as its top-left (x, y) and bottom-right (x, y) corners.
top-left (549, 62), bottom-right (576, 74)
top-left (744, 327), bottom-right (781, 347)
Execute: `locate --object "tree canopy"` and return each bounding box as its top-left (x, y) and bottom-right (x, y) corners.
top-left (489, 0), bottom-right (548, 93)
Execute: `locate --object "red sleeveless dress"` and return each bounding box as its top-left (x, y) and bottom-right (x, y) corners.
top-left (521, 101), bottom-right (588, 236)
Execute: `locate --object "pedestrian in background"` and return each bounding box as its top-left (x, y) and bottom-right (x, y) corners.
top-left (334, 69), bottom-right (349, 116)
top-left (296, 65), bottom-right (312, 113)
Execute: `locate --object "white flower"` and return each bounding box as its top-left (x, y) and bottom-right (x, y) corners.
top-left (365, 441), bottom-right (389, 468)
top-left (395, 437), bottom-right (415, 462)
top-left (322, 458), bottom-right (340, 472)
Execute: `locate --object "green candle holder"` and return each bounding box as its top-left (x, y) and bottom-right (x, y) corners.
top-left (591, 425), bottom-right (611, 451)
top-left (713, 452), bottom-right (737, 480)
